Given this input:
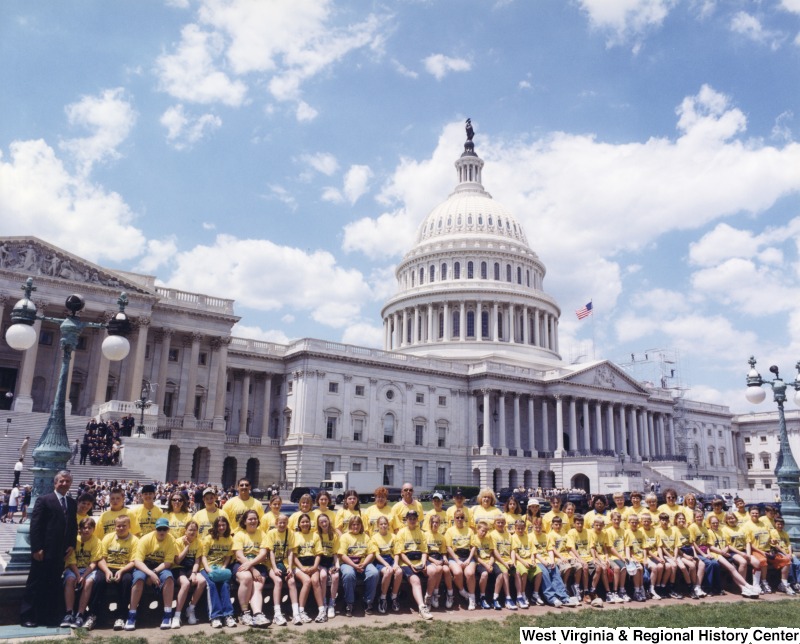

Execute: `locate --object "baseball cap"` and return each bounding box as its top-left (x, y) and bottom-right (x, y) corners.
top-left (528, 498), bottom-right (540, 506)
top-left (203, 487), bottom-right (217, 497)
top-left (155, 517), bottom-right (170, 529)
top-left (141, 484), bottom-right (156, 494)
top-left (432, 492), bottom-right (443, 500)
top-left (454, 488), bottom-right (464, 497)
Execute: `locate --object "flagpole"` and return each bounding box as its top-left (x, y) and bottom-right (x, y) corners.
top-left (591, 298), bottom-right (595, 360)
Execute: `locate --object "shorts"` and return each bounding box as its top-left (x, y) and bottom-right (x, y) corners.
top-left (767, 552), bottom-right (792, 570)
top-left (319, 555), bottom-right (335, 568)
top-left (375, 554), bottom-right (395, 571)
top-left (515, 562), bottom-right (541, 578)
top-left (401, 564), bottom-right (427, 578)
top-left (557, 559), bottom-right (583, 572)
top-left (132, 567), bottom-right (173, 589)
top-left (63, 568), bottom-right (100, 585)
top-left (231, 562), bottom-right (269, 577)
top-left (610, 559), bottom-right (626, 570)
top-left (492, 562), bottom-right (508, 575)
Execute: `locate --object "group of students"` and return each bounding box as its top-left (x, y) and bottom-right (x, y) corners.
top-left (58, 480), bottom-right (800, 632)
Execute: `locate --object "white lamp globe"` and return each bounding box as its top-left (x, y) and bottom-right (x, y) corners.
top-left (5, 324), bottom-right (37, 351)
top-left (745, 387), bottom-right (767, 405)
top-left (794, 389), bottom-right (800, 407)
top-left (102, 335), bottom-right (130, 361)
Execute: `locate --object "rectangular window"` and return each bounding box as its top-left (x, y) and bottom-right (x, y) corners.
top-left (328, 382), bottom-right (339, 393)
top-left (383, 464), bottom-right (394, 486)
top-left (744, 437), bottom-right (750, 443)
top-left (198, 352), bottom-right (207, 366)
top-left (437, 467), bottom-right (447, 486)
top-left (352, 462), bottom-right (362, 472)
top-left (287, 381), bottom-right (293, 394)
top-left (326, 416), bottom-right (337, 439)
top-left (762, 457), bottom-right (770, 469)
top-left (355, 385), bottom-right (365, 396)
top-left (168, 348), bottom-right (179, 362)
top-left (414, 466), bottom-right (423, 488)
top-left (271, 417), bottom-right (279, 439)
top-left (276, 382), bottom-right (282, 395)
top-left (416, 393), bottom-right (424, 404)
top-left (353, 418), bottom-right (364, 442)
top-left (760, 436), bottom-right (767, 443)
top-left (746, 456), bottom-right (753, 470)
top-left (437, 427), bottom-right (446, 448)
top-left (193, 395), bottom-right (203, 419)
top-left (163, 392), bottom-right (174, 418)
top-left (415, 424), bottom-right (424, 446)
top-left (438, 395), bottom-right (447, 406)
top-left (765, 482), bottom-right (772, 489)
top-left (383, 416), bottom-right (394, 444)
top-left (38, 330), bottom-right (54, 346)
top-left (324, 461), bottom-right (335, 479)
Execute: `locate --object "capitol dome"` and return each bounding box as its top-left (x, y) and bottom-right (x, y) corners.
top-left (380, 121), bottom-right (562, 363)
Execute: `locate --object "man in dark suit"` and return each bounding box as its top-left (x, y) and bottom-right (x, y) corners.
top-left (20, 470), bottom-right (78, 627)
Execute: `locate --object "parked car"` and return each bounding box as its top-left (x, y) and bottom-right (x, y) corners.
top-left (290, 486), bottom-right (321, 503)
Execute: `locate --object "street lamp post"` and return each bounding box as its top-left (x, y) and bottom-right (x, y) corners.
top-left (4, 277), bottom-right (131, 572)
top-left (134, 381), bottom-right (154, 437)
top-left (745, 356), bottom-right (800, 547)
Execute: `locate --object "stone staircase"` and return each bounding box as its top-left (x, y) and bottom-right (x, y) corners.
top-left (638, 459), bottom-right (704, 496)
top-left (0, 410), bottom-right (152, 489)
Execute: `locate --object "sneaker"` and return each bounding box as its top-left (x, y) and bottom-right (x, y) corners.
top-left (83, 614), bottom-right (96, 631)
top-left (459, 588), bottom-right (471, 602)
top-left (696, 586), bottom-right (708, 598)
top-left (619, 590), bottom-right (631, 602)
top-left (669, 590), bottom-right (683, 600)
top-left (689, 588), bottom-right (700, 600)
top-left (531, 592), bottom-right (545, 606)
top-left (378, 597), bottom-right (387, 614)
top-left (364, 602), bottom-right (373, 616)
top-left (468, 597), bottom-right (476, 611)
top-left (60, 613), bottom-right (74, 628)
top-left (186, 605), bottom-right (198, 625)
top-left (613, 593), bottom-right (625, 604)
top-left (240, 611), bottom-right (253, 626)
top-left (517, 596), bottom-right (529, 609)
top-left (431, 593), bottom-right (440, 609)
top-left (793, 583), bottom-right (800, 593)
top-left (552, 598), bottom-right (563, 608)
top-left (292, 613), bottom-right (303, 626)
top-left (636, 589), bottom-right (647, 602)
top-left (572, 583), bottom-right (581, 598)
top-left (124, 615), bottom-right (136, 631)
top-left (253, 612), bottom-right (270, 627)
top-left (161, 615), bottom-right (173, 630)
top-left (761, 581), bottom-right (773, 594)
top-left (299, 610), bottom-right (312, 623)
top-left (345, 604), bottom-right (353, 618)
top-left (505, 598), bottom-right (518, 610)
top-left (742, 586), bottom-right (758, 598)
top-left (424, 594), bottom-right (432, 609)
top-left (493, 599), bottom-right (502, 610)
top-left (225, 615), bottom-right (238, 628)
top-left (328, 604), bottom-right (336, 618)
top-left (273, 612), bottom-right (287, 626)
top-left (170, 614), bottom-right (181, 629)
top-left (391, 597), bottom-right (400, 612)
top-left (787, 585), bottom-right (797, 596)
top-left (583, 592), bottom-right (593, 604)
top-left (567, 596), bottom-right (580, 607)
top-left (211, 618), bottom-right (223, 628)
top-left (649, 587), bottom-right (662, 600)
top-left (445, 593), bottom-right (454, 609)
top-left (113, 618), bottom-right (125, 631)
top-left (606, 591), bottom-right (618, 603)
top-left (480, 597), bottom-right (491, 610)
top-left (419, 605), bottom-right (433, 620)
top-left (315, 609), bottom-right (327, 623)
top-left (72, 614), bottom-right (84, 629)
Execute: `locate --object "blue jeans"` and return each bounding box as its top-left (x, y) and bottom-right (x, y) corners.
top-left (789, 556), bottom-right (800, 584)
top-left (340, 563), bottom-right (379, 605)
top-left (697, 554), bottom-right (720, 593)
top-left (536, 564), bottom-right (568, 604)
top-left (201, 570), bottom-right (233, 619)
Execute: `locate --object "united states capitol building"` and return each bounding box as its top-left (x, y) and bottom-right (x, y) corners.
top-left (0, 130), bottom-right (787, 495)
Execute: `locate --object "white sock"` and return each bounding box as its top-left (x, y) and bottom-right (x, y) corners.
top-left (754, 570), bottom-right (762, 585)
top-left (292, 603), bottom-right (300, 617)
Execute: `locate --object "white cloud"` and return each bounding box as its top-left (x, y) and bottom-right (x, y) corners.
top-left (771, 110), bottom-right (794, 141)
top-left (231, 323), bottom-right (292, 345)
top-left (343, 165), bottom-right (373, 204)
top-left (321, 187), bottom-right (344, 204)
top-left (577, 0), bottom-right (678, 48)
top-left (160, 104), bottom-right (222, 149)
top-left (165, 234), bottom-right (372, 329)
top-left (730, 11), bottom-right (784, 50)
top-left (59, 88), bottom-right (137, 175)
top-left (518, 80), bottom-right (532, 90)
top-left (300, 152), bottom-right (339, 176)
top-left (423, 54), bottom-right (471, 80)
top-left (782, 0), bottom-right (800, 14)
top-left (155, 24), bottom-right (248, 106)
top-left (341, 322), bottom-right (383, 348)
top-left (392, 59), bottom-right (418, 79)
top-left (295, 101), bottom-right (318, 122)
top-left (0, 139), bottom-right (146, 262)
top-left (202, 222), bottom-right (216, 230)
top-left (267, 184), bottom-right (297, 210)
top-left (135, 237), bottom-right (179, 273)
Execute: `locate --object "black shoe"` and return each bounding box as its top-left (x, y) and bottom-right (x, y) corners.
top-left (22, 621), bottom-right (38, 628)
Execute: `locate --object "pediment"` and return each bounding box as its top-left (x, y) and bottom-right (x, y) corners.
top-left (0, 236), bottom-right (154, 296)
top-left (561, 361), bottom-right (649, 395)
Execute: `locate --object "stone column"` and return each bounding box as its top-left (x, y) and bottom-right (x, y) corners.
top-left (126, 317), bottom-right (150, 401)
top-left (240, 370), bottom-right (251, 435)
top-left (553, 318), bottom-right (559, 354)
top-left (443, 302), bottom-right (450, 341)
top-left (482, 389), bottom-right (491, 449)
top-left (658, 414), bottom-right (667, 455)
top-left (606, 403), bottom-right (616, 453)
top-left (498, 391), bottom-right (507, 452)
top-left (568, 398), bottom-right (577, 453)
top-left (533, 309), bottom-right (540, 347)
top-left (401, 309), bottom-right (408, 347)
top-left (181, 332), bottom-right (202, 423)
top-left (542, 314), bottom-right (549, 350)
top-left (212, 337), bottom-right (230, 431)
top-left (428, 304), bottom-right (434, 343)
top-left (528, 395), bottom-right (535, 452)
top-left (476, 302), bottom-right (483, 342)
top-left (555, 395), bottom-right (565, 455)
top-left (262, 374), bottom-right (272, 438)
top-left (541, 398), bottom-right (550, 452)
top-left (513, 393), bottom-right (521, 454)
top-left (619, 405), bottom-right (628, 455)
top-left (155, 329), bottom-right (173, 413)
top-left (668, 415), bottom-right (676, 455)
top-left (64, 346), bottom-right (77, 415)
top-left (629, 407), bottom-right (640, 458)
top-left (583, 399), bottom-right (591, 453)
top-left (459, 302), bottom-right (466, 341)
top-left (12, 309), bottom-right (44, 413)
top-left (394, 312), bottom-right (401, 349)
top-left (493, 301), bottom-right (500, 341)
top-left (523, 306), bottom-right (530, 345)
top-left (509, 303), bottom-right (516, 343)
top-left (411, 308), bottom-right (418, 345)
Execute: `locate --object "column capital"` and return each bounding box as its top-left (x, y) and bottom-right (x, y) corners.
top-left (190, 331), bottom-right (204, 343)
top-left (133, 316), bottom-right (151, 329)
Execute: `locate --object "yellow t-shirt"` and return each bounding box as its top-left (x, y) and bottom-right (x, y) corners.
top-left (425, 529), bottom-right (446, 559)
top-left (655, 526), bottom-right (679, 554)
top-left (588, 529), bottom-right (608, 559)
top-left (369, 531), bottom-right (396, 560)
top-left (288, 510), bottom-right (319, 533)
top-left (445, 525), bottom-right (474, 554)
top-left (584, 509), bottom-right (612, 528)
top-left (771, 528), bottom-right (792, 553)
top-left (167, 511), bottom-right (192, 538)
top-left (130, 504), bottom-right (163, 536)
top-left (318, 531), bottom-right (339, 560)
top-left (743, 521), bottom-right (771, 550)
top-left (657, 503), bottom-right (687, 523)
top-left (202, 534), bottom-right (233, 567)
top-left (530, 531), bottom-right (550, 559)
top-left (604, 525), bottom-right (626, 556)
top-left (264, 528), bottom-right (295, 565)
top-left (232, 528), bottom-right (268, 560)
top-left (339, 532), bottom-right (372, 560)
top-left (192, 507), bottom-right (221, 537)
top-left (173, 534), bottom-right (204, 570)
top-left (625, 528), bottom-right (646, 562)
top-left (567, 527), bottom-right (592, 562)
top-left (641, 526), bottom-right (659, 554)
top-left (363, 504), bottom-right (393, 535)
top-left (503, 512), bottom-right (524, 530)
top-left (446, 504), bottom-right (474, 529)
top-left (393, 526), bottom-right (428, 557)
top-left (704, 510), bottom-right (726, 530)
top-left (222, 496), bottom-right (264, 533)
top-left (335, 508), bottom-right (362, 533)
top-left (491, 529), bottom-right (513, 565)
top-left (471, 505), bottom-right (502, 529)
top-left (423, 508), bottom-right (447, 532)
top-left (511, 532), bottom-right (534, 563)
top-left (101, 532), bottom-right (139, 570)
top-left (722, 525), bottom-right (747, 551)
top-left (391, 501), bottom-right (425, 532)
top-left (734, 509), bottom-right (750, 527)
top-left (133, 531), bottom-right (177, 565)
top-left (293, 530), bottom-right (322, 561)
top-left (473, 532), bottom-right (495, 562)
top-left (95, 507), bottom-right (141, 539)
top-left (260, 510), bottom-right (282, 532)
top-left (542, 509), bottom-right (568, 533)
top-left (546, 529), bottom-right (570, 558)
top-left (66, 534), bottom-right (102, 569)
top-left (675, 526), bottom-right (693, 549)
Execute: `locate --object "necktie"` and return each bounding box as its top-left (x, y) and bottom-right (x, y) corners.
top-left (61, 496), bottom-right (68, 514)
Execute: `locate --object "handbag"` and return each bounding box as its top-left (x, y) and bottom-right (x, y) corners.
top-left (209, 565), bottom-right (232, 583)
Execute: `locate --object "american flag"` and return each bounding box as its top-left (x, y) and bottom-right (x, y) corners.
top-left (575, 301), bottom-right (593, 320)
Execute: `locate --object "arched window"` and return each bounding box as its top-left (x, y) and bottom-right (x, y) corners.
top-left (452, 311), bottom-right (460, 337)
top-left (506, 264), bottom-right (512, 282)
top-left (441, 263), bottom-right (448, 280)
top-left (419, 267), bottom-right (424, 284)
top-left (429, 265), bottom-right (435, 282)
top-left (480, 261), bottom-right (487, 279)
top-left (494, 263), bottom-right (500, 280)
top-left (478, 215), bottom-right (483, 225)
top-left (467, 311), bottom-right (475, 337)
top-left (411, 271), bottom-right (415, 287)
top-left (454, 262), bottom-right (461, 279)
top-left (497, 311), bottom-right (503, 340)
top-left (481, 310), bottom-right (489, 338)
top-left (467, 261), bottom-right (474, 279)
top-left (383, 414), bottom-right (395, 444)
top-left (526, 269), bottom-right (531, 287)
top-left (517, 267), bottom-right (522, 284)
top-left (438, 312), bottom-right (444, 338)
top-left (488, 215), bottom-right (493, 227)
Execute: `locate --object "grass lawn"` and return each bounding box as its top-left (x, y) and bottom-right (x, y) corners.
top-left (29, 600), bottom-right (800, 644)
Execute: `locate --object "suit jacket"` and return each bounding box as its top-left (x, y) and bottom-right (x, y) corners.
top-left (29, 492), bottom-right (78, 561)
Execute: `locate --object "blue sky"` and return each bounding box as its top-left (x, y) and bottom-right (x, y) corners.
top-left (2, 0), bottom-right (800, 413)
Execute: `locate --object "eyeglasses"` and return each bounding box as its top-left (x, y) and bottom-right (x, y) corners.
top-left (402, 488), bottom-right (413, 493)
top-left (171, 498), bottom-right (183, 502)
top-left (239, 484), bottom-right (250, 488)
top-left (156, 527), bottom-right (169, 532)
